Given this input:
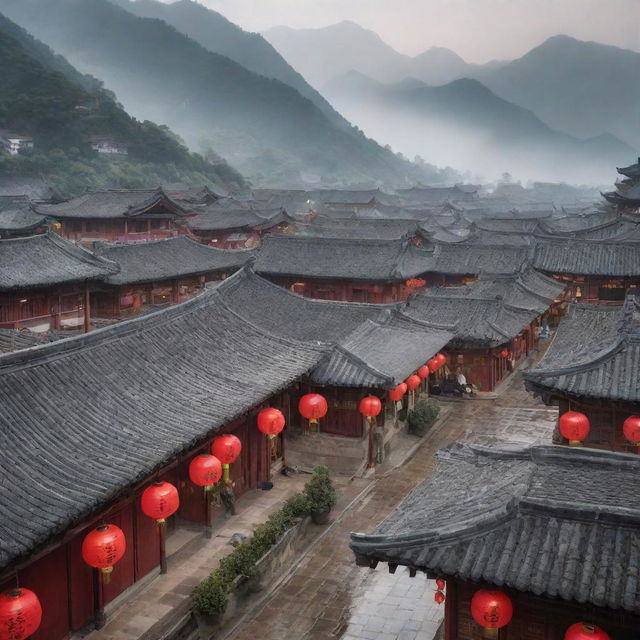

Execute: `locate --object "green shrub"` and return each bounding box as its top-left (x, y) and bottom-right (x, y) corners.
top-left (407, 399), bottom-right (440, 436)
top-left (192, 574), bottom-right (230, 618)
top-left (304, 465), bottom-right (337, 514)
top-left (192, 489), bottom-right (313, 616)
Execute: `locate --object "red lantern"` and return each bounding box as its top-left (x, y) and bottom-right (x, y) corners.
top-left (388, 383), bottom-right (406, 402)
top-left (435, 353), bottom-right (447, 367)
top-left (0, 588), bottom-right (42, 640)
top-left (257, 408), bottom-right (285, 437)
top-left (564, 623), bottom-right (611, 640)
top-left (141, 481), bottom-right (179, 522)
top-left (434, 590), bottom-right (445, 604)
top-left (559, 411), bottom-right (590, 446)
top-left (417, 365), bottom-right (429, 379)
top-left (500, 349), bottom-right (508, 358)
top-left (359, 396), bottom-right (382, 418)
top-left (82, 524), bottom-right (126, 582)
top-left (623, 416), bottom-right (640, 446)
top-left (436, 577), bottom-right (446, 591)
top-left (298, 394), bottom-right (328, 423)
top-left (427, 357), bottom-right (440, 372)
top-left (211, 434), bottom-right (242, 465)
top-left (405, 374), bottom-right (421, 391)
top-left (189, 454), bottom-right (222, 487)
top-left (471, 590), bottom-right (513, 636)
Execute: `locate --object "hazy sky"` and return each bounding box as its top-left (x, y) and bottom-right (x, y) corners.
top-left (170, 0), bottom-right (640, 62)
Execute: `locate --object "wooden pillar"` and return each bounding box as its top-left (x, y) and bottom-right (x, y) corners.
top-left (367, 416), bottom-right (375, 469)
top-left (444, 578), bottom-right (457, 640)
top-left (93, 568), bottom-right (106, 629)
top-left (158, 520), bottom-right (167, 574)
top-left (83, 282), bottom-right (91, 333)
top-left (204, 487), bottom-right (213, 539)
top-left (123, 219), bottom-right (128, 240)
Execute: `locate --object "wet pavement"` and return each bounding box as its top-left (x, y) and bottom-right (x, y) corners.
top-left (226, 358), bottom-right (556, 640)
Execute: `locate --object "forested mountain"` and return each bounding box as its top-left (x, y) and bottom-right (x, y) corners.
top-left (324, 72), bottom-right (635, 183)
top-left (110, 0), bottom-right (349, 129)
top-left (0, 12), bottom-right (246, 195)
top-left (0, 0), bottom-right (449, 187)
top-left (477, 35), bottom-right (640, 148)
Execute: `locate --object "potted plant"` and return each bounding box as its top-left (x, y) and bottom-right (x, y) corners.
top-left (304, 465), bottom-right (337, 524)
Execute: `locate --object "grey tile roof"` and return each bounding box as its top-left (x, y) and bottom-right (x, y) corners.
top-left (533, 240), bottom-right (640, 276)
top-left (404, 269), bottom-right (565, 347)
top-left (396, 185), bottom-right (479, 204)
top-left (0, 233), bottom-right (119, 291)
top-left (253, 235), bottom-right (432, 281)
top-left (0, 176), bottom-right (59, 202)
top-left (36, 189), bottom-right (188, 219)
top-left (312, 314), bottom-right (452, 387)
top-left (188, 206), bottom-right (293, 232)
top-left (0, 197), bottom-right (46, 232)
top-left (216, 269), bottom-right (453, 387)
top-left (0, 283), bottom-right (327, 569)
top-left (94, 237), bottom-right (253, 286)
top-left (617, 158), bottom-right (640, 180)
top-left (351, 443), bottom-right (640, 613)
top-left (423, 242), bottom-right (532, 276)
top-left (524, 295), bottom-right (640, 402)
top-left (296, 217), bottom-right (421, 240)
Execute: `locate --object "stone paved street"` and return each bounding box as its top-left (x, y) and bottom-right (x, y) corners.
top-left (226, 358), bottom-right (556, 640)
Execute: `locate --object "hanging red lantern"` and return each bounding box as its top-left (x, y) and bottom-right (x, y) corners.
top-left (427, 357), bottom-right (440, 372)
top-left (435, 353), bottom-right (447, 367)
top-left (298, 393), bottom-right (328, 423)
top-left (212, 434), bottom-right (242, 483)
top-left (471, 589), bottom-right (513, 637)
top-left (189, 454), bottom-right (223, 488)
top-left (405, 374), bottom-right (421, 391)
top-left (417, 365), bottom-right (429, 379)
top-left (623, 416), bottom-right (640, 446)
top-left (141, 481), bottom-right (179, 522)
top-left (500, 349), bottom-right (508, 358)
top-left (0, 588), bottom-right (42, 640)
top-left (559, 411), bottom-right (590, 446)
top-left (388, 383), bottom-right (406, 402)
top-left (257, 408), bottom-right (286, 437)
top-left (82, 524), bottom-right (126, 583)
top-left (211, 434), bottom-right (242, 465)
top-left (436, 577), bottom-right (446, 591)
top-left (564, 623), bottom-right (611, 640)
top-left (359, 396), bottom-right (382, 418)
top-left (434, 590), bottom-right (445, 604)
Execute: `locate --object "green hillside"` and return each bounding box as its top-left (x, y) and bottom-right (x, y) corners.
top-left (0, 0), bottom-right (453, 187)
top-left (0, 11), bottom-right (246, 196)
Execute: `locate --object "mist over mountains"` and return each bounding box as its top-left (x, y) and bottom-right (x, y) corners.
top-left (264, 21), bottom-right (639, 183)
top-left (0, 0), bottom-right (451, 187)
top-left (0, 11), bottom-right (246, 195)
top-left (264, 22), bottom-right (506, 89)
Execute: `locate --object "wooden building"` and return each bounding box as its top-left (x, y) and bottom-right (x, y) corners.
top-left (404, 269), bottom-right (566, 391)
top-left (396, 184), bottom-right (479, 206)
top-left (351, 443), bottom-right (640, 639)
top-left (603, 157), bottom-right (640, 214)
top-left (253, 234), bottom-right (434, 303)
top-left (91, 236), bottom-right (253, 320)
top-left (188, 205), bottom-right (296, 248)
top-left (524, 293), bottom-right (640, 453)
top-left (0, 232), bottom-right (119, 332)
top-left (533, 237), bottom-right (640, 303)
top-left (215, 269), bottom-right (453, 474)
top-left (0, 280), bottom-right (327, 640)
top-left (36, 188), bottom-right (192, 246)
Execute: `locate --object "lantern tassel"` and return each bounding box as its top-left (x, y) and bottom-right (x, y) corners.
top-left (100, 566), bottom-right (113, 585)
top-left (222, 463), bottom-right (230, 483)
top-left (483, 629), bottom-right (498, 639)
